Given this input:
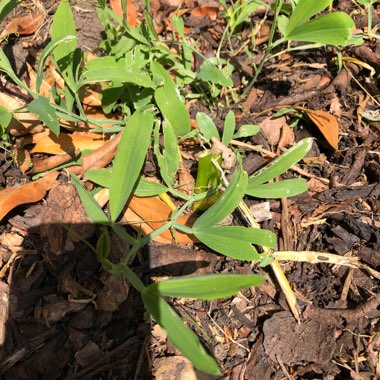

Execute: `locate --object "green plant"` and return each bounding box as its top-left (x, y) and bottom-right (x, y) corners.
top-left (0, 0), bottom-right (316, 374)
top-left (223, 0), bottom-right (358, 95)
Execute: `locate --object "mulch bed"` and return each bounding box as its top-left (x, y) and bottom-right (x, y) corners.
top-left (0, 1), bottom-right (379, 379)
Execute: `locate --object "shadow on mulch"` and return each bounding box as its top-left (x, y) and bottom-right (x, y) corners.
top-left (0, 222), bottom-right (155, 379)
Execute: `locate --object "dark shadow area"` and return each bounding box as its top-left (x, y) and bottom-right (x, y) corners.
top-left (0, 221), bottom-right (151, 379)
top-left (0, 214), bottom-right (218, 379)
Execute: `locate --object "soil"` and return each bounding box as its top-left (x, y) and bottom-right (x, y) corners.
top-left (0, 1), bottom-right (380, 379)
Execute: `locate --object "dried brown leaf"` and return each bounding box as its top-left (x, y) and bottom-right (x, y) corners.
top-left (0, 12), bottom-right (44, 39)
top-left (0, 171), bottom-right (58, 221)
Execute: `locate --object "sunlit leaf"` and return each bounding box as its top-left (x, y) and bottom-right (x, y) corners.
top-left (196, 112), bottom-right (219, 142)
top-left (246, 178), bottom-right (308, 198)
top-left (222, 110), bottom-right (235, 146)
top-left (197, 60), bottom-right (233, 87)
top-left (28, 96), bottom-right (60, 136)
top-left (286, 13), bottom-right (354, 45)
top-left (109, 110), bottom-right (154, 221)
top-left (142, 292), bottom-right (220, 375)
top-left (146, 273), bottom-right (264, 299)
top-left (193, 225), bottom-right (276, 260)
top-left (193, 168), bottom-right (247, 229)
top-left (151, 61), bottom-right (191, 136)
top-left (232, 124), bottom-right (260, 139)
top-left (248, 138), bottom-right (313, 187)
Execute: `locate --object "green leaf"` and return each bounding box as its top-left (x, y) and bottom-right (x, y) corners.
top-left (151, 61), bottom-right (191, 136)
top-left (286, 0), bottom-right (332, 35)
top-left (28, 96), bottom-right (60, 136)
top-left (0, 0), bottom-right (21, 23)
top-left (135, 177), bottom-right (169, 197)
top-left (83, 57), bottom-right (154, 87)
top-left (197, 60), bottom-right (233, 87)
top-left (196, 112), bottom-right (219, 142)
top-left (193, 226), bottom-right (276, 260)
top-left (96, 227), bottom-right (111, 261)
top-left (51, 0), bottom-right (77, 90)
top-left (232, 124), bottom-right (260, 139)
top-left (85, 168), bottom-right (112, 187)
top-left (154, 120), bottom-right (179, 187)
top-left (36, 35), bottom-right (76, 94)
top-left (193, 168), bottom-right (247, 229)
top-left (0, 105), bottom-right (12, 134)
top-left (109, 110), bottom-right (154, 221)
top-left (286, 13), bottom-right (355, 45)
top-left (86, 168), bottom-right (169, 196)
top-left (222, 110), bottom-right (235, 146)
top-left (249, 138), bottom-right (313, 187)
top-left (246, 178), bottom-right (308, 198)
top-left (71, 173), bottom-right (111, 224)
top-left (145, 273), bottom-right (264, 300)
top-left (233, 1), bottom-right (263, 29)
top-left (142, 292), bottom-right (220, 375)
top-left (277, 15), bottom-right (289, 36)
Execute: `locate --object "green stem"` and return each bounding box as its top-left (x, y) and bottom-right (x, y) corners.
top-left (241, 0), bottom-right (284, 98)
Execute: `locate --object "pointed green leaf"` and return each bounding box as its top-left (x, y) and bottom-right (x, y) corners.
top-left (28, 96), bottom-right (60, 135)
top-left (193, 168), bottom-right (247, 229)
top-left (71, 173), bottom-right (110, 224)
top-left (193, 226), bottom-right (276, 260)
top-left (196, 112), bottom-right (219, 142)
top-left (0, 105), bottom-right (12, 134)
top-left (109, 110), bottom-right (154, 221)
top-left (286, 13), bottom-right (355, 45)
top-left (249, 138), bottom-right (313, 187)
top-left (82, 57), bottom-right (154, 87)
top-left (151, 61), bottom-right (191, 136)
top-left (51, 0), bottom-right (77, 89)
top-left (286, 0), bottom-right (332, 35)
top-left (246, 178), bottom-right (308, 198)
top-left (232, 124), bottom-right (260, 139)
top-left (222, 110), bottom-right (235, 146)
top-left (197, 61), bottom-right (233, 87)
top-left (142, 292), bottom-right (220, 375)
top-left (154, 120), bottom-right (179, 187)
top-left (146, 273), bottom-right (264, 300)
top-left (0, 0), bottom-right (21, 23)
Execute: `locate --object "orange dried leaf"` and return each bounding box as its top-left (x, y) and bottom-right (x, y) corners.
top-left (109, 0), bottom-right (138, 27)
top-left (28, 151), bottom-right (79, 174)
top-left (31, 131), bottom-right (108, 155)
top-left (190, 6), bottom-right (219, 20)
top-left (26, 63), bottom-right (52, 98)
top-left (122, 196), bottom-right (196, 243)
top-left (0, 12), bottom-right (44, 39)
top-left (303, 109), bottom-right (339, 151)
top-left (0, 171), bottom-right (58, 221)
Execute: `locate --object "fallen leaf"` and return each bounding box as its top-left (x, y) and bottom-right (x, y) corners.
top-left (191, 6), bottom-right (218, 20)
top-left (79, 85), bottom-right (102, 107)
top-left (329, 96), bottom-right (342, 118)
top-left (302, 108), bottom-right (339, 151)
top-left (0, 171), bottom-right (58, 221)
top-left (31, 131), bottom-right (108, 155)
top-left (0, 12), bottom-right (44, 39)
top-left (26, 63), bottom-right (52, 99)
top-left (258, 116), bottom-right (285, 146)
top-left (276, 122), bottom-right (295, 153)
top-left (109, 0), bottom-right (138, 27)
top-left (79, 131), bottom-right (122, 173)
top-left (178, 161), bottom-right (194, 195)
top-left (122, 196), bottom-right (196, 243)
top-left (28, 151), bottom-right (79, 174)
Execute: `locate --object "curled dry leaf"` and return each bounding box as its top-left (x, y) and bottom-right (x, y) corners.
top-left (178, 161), bottom-right (194, 195)
top-left (28, 151), bottom-right (80, 174)
top-left (26, 63), bottom-right (52, 99)
top-left (31, 131), bottom-right (108, 155)
top-left (258, 116), bottom-right (285, 146)
top-left (79, 85), bottom-right (102, 107)
top-left (109, 0), bottom-right (138, 27)
top-left (0, 171), bottom-right (58, 221)
top-left (121, 196), bottom-right (196, 244)
top-left (302, 108), bottom-right (339, 151)
top-left (0, 12), bottom-right (44, 39)
top-left (191, 6), bottom-right (219, 20)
